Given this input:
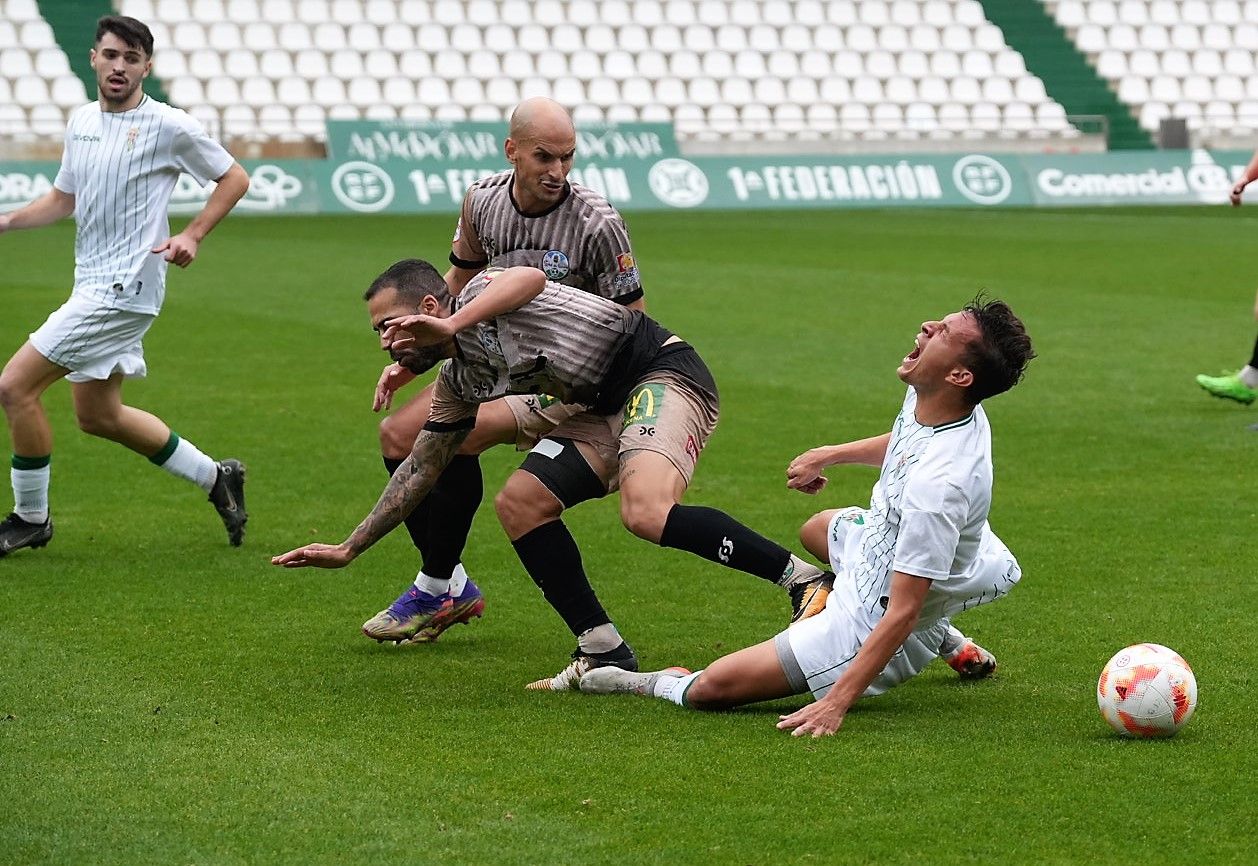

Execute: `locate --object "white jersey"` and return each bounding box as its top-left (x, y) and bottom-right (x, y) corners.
top-left (830, 387), bottom-right (1013, 630)
top-left (53, 97), bottom-right (235, 315)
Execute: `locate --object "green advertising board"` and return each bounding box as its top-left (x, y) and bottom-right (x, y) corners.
top-left (0, 160), bottom-right (320, 215)
top-left (312, 151), bottom-right (1032, 213)
top-left (325, 119), bottom-right (679, 164)
top-left (1022, 149), bottom-right (1251, 206)
top-left (3, 138), bottom-right (1254, 216)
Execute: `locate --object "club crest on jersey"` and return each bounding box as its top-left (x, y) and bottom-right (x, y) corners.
top-left (542, 250), bottom-right (569, 280)
top-left (126, 127), bottom-right (139, 150)
top-left (476, 324), bottom-right (504, 357)
top-left (616, 252), bottom-right (635, 273)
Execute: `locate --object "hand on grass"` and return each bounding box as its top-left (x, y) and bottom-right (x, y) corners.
top-left (272, 543), bottom-right (354, 569)
top-left (777, 699), bottom-right (848, 738)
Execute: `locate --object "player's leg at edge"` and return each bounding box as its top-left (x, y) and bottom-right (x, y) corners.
top-left (580, 638), bottom-right (795, 709)
top-left (0, 345), bottom-right (63, 556)
top-left (1, 349), bottom-right (247, 553)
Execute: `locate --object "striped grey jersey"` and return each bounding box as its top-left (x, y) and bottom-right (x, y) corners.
top-left (431, 268), bottom-right (637, 422)
top-left (53, 96), bottom-right (235, 314)
top-left (450, 170), bottom-right (642, 304)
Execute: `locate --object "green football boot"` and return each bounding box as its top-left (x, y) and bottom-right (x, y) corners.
top-left (1195, 370), bottom-right (1257, 405)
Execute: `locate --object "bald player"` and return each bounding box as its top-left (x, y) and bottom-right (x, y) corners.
top-left (361, 98), bottom-right (650, 646)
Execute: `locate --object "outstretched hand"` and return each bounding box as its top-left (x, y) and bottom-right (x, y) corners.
top-left (777, 699), bottom-right (848, 737)
top-left (381, 314), bottom-right (453, 350)
top-left (1231, 184), bottom-right (1246, 207)
top-left (271, 543), bottom-right (354, 569)
top-left (786, 448), bottom-right (830, 494)
top-left (373, 362), bottom-right (415, 412)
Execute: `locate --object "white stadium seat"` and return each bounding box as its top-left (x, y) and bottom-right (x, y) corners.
top-left (2, 0), bottom-right (1067, 145)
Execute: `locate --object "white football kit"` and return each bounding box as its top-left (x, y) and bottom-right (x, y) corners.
top-left (777, 388), bottom-right (1022, 699)
top-left (29, 96), bottom-right (234, 382)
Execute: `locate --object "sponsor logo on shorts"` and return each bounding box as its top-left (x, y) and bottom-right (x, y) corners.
top-left (616, 252), bottom-right (636, 272)
top-left (623, 384), bottom-right (664, 428)
top-left (542, 249), bottom-right (570, 280)
top-left (685, 434), bottom-right (700, 465)
top-left (527, 394), bottom-right (561, 413)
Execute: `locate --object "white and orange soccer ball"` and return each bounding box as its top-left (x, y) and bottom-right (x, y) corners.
top-left (1097, 643), bottom-right (1198, 738)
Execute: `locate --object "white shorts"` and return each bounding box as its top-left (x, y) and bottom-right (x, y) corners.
top-left (29, 295), bottom-right (154, 383)
top-left (775, 605), bottom-right (947, 700)
top-left (775, 506), bottom-right (1012, 700)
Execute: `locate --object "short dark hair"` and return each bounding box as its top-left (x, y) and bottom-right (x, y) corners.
top-left (363, 258), bottom-right (450, 309)
top-left (960, 296), bottom-right (1035, 403)
top-left (95, 16), bottom-right (154, 57)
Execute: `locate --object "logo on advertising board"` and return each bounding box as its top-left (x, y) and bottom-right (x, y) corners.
top-left (952, 155), bottom-right (1013, 205)
top-left (0, 170), bottom-right (55, 212)
top-left (331, 161), bottom-right (395, 212)
top-left (171, 164), bottom-right (306, 213)
top-left (648, 158), bottom-right (709, 208)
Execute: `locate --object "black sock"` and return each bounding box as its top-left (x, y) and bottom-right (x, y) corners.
top-left (384, 455), bottom-right (432, 561)
top-left (511, 521), bottom-right (610, 636)
top-left (421, 455), bottom-right (483, 580)
top-left (1249, 333), bottom-right (1258, 369)
top-left (659, 504), bottom-right (791, 583)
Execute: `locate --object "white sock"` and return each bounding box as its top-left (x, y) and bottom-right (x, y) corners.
top-left (939, 623), bottom-right (966, 656)
top-left (12, 465), bottom-right (50, 523)
top-left (155, 436), bottom-right (218, 492)
top-left (778, 554), bottom-right (824, 588)
top-left (1240, 365), bottom-right (1258, 388)
top-left (654, 670), bottom-right (702, 706)
top-left (414, 571), bottom-right (451, 596)
top-left (577, 623), bottom-right (623, 654)
top-left (449, 563), bottom-right (469, 596)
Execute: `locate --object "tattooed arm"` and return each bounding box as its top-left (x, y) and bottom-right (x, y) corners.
top-left (271, 425), bottom-right (469, 569)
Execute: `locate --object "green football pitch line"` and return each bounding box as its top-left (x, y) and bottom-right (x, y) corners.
top-left (1, 208), bottom-right (1253, 864)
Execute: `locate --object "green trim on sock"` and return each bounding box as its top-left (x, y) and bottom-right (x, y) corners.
top-left (11, 454), bottom-right (51, 470)
top-left (148, 432), bottom-right (181, 466)
top-left (679, 673), bottom-right (699, 709)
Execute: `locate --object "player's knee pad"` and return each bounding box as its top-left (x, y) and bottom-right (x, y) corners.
top-left (519, 437), bottom-right (607, 509)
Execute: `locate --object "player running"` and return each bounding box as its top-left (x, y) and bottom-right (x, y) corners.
top-left (273, 261), bottom-right (833, 687)
top-left (0, 16), bottom-right (249, 556)
top-left (1195, 146), bottom-right (1258, 405)
top-left (362, 97), bottom-right (649, 645)
top-left (579, 299), bottom-right (1035, 737)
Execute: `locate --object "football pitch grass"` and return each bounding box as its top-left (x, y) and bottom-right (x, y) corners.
top-left (1, 206), bottom-right (1254, 864)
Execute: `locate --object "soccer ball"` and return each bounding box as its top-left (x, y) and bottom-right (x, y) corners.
top-left (1096, 643), bottom-right (1197, 738)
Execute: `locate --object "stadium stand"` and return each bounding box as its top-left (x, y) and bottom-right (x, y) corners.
top-left (0, 0), bottom-right (1070, 150)
top-left (1045, 0), bottom-right (1258, 144)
